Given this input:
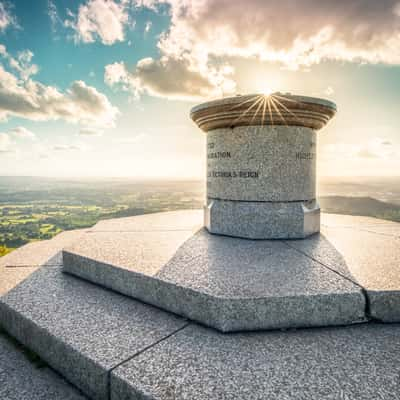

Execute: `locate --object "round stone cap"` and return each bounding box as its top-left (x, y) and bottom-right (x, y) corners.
top-left (191, 93), bottom-right (336, 132)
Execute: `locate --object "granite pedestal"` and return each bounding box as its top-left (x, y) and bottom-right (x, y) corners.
top-left (191, 94), bottom-right (336, 239)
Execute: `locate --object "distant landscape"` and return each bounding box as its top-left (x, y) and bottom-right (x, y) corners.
top-left (1, 176), bottom-right (399, 257)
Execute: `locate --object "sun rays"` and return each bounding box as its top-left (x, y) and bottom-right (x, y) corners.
top-left (230, 92), bottom-right (302, 127)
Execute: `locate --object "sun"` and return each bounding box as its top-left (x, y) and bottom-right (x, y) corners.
top-left (258, 84), bottom-right (275, 96)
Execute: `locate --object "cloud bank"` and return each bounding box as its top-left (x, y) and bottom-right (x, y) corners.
top-left (106, 0), bottom-right (400, 100)
top-left (0, 46), bottom-right (119, 126)
top-left (105, 57), bottom-right (235, 100)
top-left (65, 0), bottom-right (130, 45)
top-left (151, 0), bottom-right (400, 66)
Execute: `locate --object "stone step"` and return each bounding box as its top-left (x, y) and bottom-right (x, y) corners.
top-left (0, 330), bottom-right (88, 400)
top-left (62, 211), bottom-right (367, 332)
top-left (110, 322), bottom-right (400, 400)
top-left (0, 265), bottom-right (187, 400)
top-left (2, 263), bottom-right (400, 400)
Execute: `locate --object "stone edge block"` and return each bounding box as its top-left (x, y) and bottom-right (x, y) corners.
top-left (0, 300), bottom-right (110, 400)
top-left (0, 266), bottom-right (187, 400)
top-left (63, 251), bottom-right (366, 332)
top-left (368, 290), bottom-right (400, 322)
top-left (204, 199), bottom-right (320, 239)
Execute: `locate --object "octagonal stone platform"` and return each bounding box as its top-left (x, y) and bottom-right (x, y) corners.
top-left (2, 211), bottom-right (400, 400)
top-left (62, 210), bottom-right (370, 332)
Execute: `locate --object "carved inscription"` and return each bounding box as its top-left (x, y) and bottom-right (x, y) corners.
top-left (207, 142), bottom-right (259, 179)
top-left (296, 152), bottom-right (315, 160)
top-left (208, 171), bottom-right (259, 178)
top-left (208, 151), bottom-right (231, 159)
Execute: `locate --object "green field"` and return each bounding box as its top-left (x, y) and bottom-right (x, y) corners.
top-left (0, 177), bottom-right (204, 256)
top-left (1, 176), bottom-right (400, 258)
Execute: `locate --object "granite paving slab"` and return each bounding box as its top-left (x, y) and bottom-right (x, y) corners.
top-left (0, 229), bottom-right (84, 295)
top-left (90, 209), bottom-right (202, 232)
top-left (321, 213), bottom-right (400, 228)
top-left (63, 223), bottom-right (366, 332)
top-left (0, 266), bottom-right (187, 400)
top-left (0, 333), bottom-right (88, 400)
top-left (0, 264), bottom-right (38, 296)
top-left (111, 323), bottom-right (400, 400)
top-left (0, 229), bottom-right (86, 268)
top-left (286, 225), bottom-right (400, 322)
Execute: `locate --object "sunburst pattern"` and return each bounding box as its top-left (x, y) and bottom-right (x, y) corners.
top-left (191, 93), bottom-right (336, 132)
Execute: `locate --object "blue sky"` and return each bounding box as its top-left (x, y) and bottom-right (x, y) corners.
top-left (0, 0), bottom-right (399, 178)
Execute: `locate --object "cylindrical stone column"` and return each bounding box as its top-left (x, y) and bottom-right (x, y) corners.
top-left (191, 93), bottom-right (336, 239)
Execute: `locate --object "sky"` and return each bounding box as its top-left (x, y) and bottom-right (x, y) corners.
top-left (0, 0), bottom-right (399, 179)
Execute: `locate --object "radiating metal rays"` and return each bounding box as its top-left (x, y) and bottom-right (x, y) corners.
top-left (190, 93), bottom-right (336, 131)
top-left (229, 93), bottom-right (303, 127)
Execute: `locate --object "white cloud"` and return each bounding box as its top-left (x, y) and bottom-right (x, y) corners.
top-left (324, 86), bottom-right (334, 96)
top-left (105, 56), bottom-right (236, 100)
top-left (103, 0), bottom-right (400, 100)
top-left (106, 0), bottom-right (400, 100)
top-left (144, 0), bottom-right (400, 68)
top-left (0, 2), bottom-right (18, 32)
top-left (10, 126), bottom-right (36, 139)
top-left (65, 0), bottom-right (129, 45)
top-left (0, 58), bottom-right (119, 127)
top-left (9, 50), bottom-right (39, 80)
top-left (0, 44), bottom-right (39, 80)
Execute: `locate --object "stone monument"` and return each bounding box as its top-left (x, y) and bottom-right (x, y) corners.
top-left (191, 93), bottom-right (336, 239)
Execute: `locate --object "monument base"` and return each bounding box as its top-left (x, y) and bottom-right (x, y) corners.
top-left (204, 198), bottom-right (320, 239)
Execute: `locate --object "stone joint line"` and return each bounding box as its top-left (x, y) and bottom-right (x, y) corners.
top-left (282, 240), bottom-right (372, 320)
top-left (106, 322), bottom-right (191, 400)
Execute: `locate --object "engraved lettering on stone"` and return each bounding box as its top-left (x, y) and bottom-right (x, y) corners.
top-left (207, 171), bottom-right (259, 178)
top-left (295, 152), bottom-right (315, 160)
top-left (208, 151), bottom-right (231, 159)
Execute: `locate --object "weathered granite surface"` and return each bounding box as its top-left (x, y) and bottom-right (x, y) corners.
top-left (111, 323), bottom-right (400, 400)
top-left (0, 229), bottom-right (86, 268)
top-left (192, 94), bottom-right (335, 239)
top-left (91, 209), bottom-right (202, 232)
top-left (0, 266), bottom-right (187, 400)
top-left (63, 220), bottom-right (366, 332)
top-left (286, 224), bottom-right (400, 322)
top-left (2, 211), bottom-right (400, 400)
top-left (0, 229), bottom-right (85, 296)
top-left (205, 198), bottom-right (320, 239)
top-left (0, 333), bottom-right (88, 400)
top-left (206, 125), bottom-right (317, 202)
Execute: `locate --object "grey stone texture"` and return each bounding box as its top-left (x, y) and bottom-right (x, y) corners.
top-left (192, 94), bottom-right (336, 239)
top-left (0, 333), bottom-right (87, 400)
top-left (2, 211), bottom-right (400, 400)
top-left (90, 209), bottom-right (203, 232)
top-left (0, 266), bottom-right (187, 400)
top-left (287, 223), bottom-right (400, 322)
top-left (63, 213), bottom-right (366, 332)
top-left (111, 323), bottom-right (400, 400)
top-left (206, 125), bottom-right (317, 202)
top-left (0, 229), bottom-right (86, 268)
top-left (0, 229), bottom-right (85, 295)
top-left (205, 198), bottom-right (320, 239)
